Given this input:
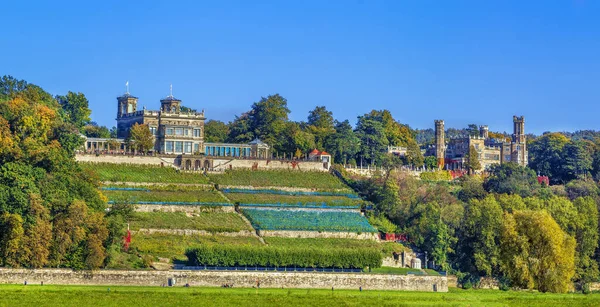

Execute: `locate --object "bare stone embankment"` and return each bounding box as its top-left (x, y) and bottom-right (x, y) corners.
top-left (0, 268), bottom-right (447, 292)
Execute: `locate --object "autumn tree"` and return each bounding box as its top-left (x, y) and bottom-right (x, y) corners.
top-left (126, 123), bottom-right (154, 153)
top-left (500, 210), bottom-right (575, 293)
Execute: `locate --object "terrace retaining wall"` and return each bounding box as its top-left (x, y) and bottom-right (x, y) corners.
top-left (76, 155), bottom-right (328, 172)
top-left (257, 230), bottom-right (380, 241)
top-left (135, 204), bottom-right (234, 213)
top-left (134, 228), bottom-right (255, 237)
top-left (0, 268), bottom-right (447, 292)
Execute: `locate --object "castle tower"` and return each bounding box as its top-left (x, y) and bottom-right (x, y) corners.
top-left (510, 116), bottom-right (527, 166)
top-left (160, 84), bottom-right (181, 113)
top-left (479, 125), bottom-right (489, 139)
top-left (434, 120), bottom-right (446, 168)
top-left (117, 93), bottom-right (138, 118)
top-left (512, 116), bottom-right (525, 144)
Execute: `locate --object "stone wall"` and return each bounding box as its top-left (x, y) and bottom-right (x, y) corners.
top-left (0, 268), bottom-right (447, 292)
top-left (76, 154), bottom-right (328, 172)
top-left (134, 228), bottom-right (254, 237)
top-left (257, 230), bottom-right (380, 241)
top-left (76, 154), bottom-right (176, 166)
top-left (211, 158), bottom-right (328, 172)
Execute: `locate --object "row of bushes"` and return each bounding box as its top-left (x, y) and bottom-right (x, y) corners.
top-left (185, 245), bottom-right (382, 268)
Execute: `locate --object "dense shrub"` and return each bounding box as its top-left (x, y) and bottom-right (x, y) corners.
top-left (185, 245), bottom-right (382, 269)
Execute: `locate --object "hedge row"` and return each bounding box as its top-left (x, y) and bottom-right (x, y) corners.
top-left (185, 245), bottom-right (382, 269)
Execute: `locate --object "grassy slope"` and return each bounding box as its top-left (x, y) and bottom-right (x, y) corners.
top-left (130, 233), bottom-right (262, 260)
top-left (209, 170), bottom-right (349, 191)
top-left (104, 190), bottom-right (228, 203)
top-left (81, 162), bottom-right (210, 184)
top-left (226, 193), bottom-right (361, 207)
top-left (129, 212), bottom-right (251, 232)
top-left (1, 285), bottom-right (599, 307)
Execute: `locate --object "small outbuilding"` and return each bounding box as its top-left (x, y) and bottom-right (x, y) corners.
top-left (411, 258), bottom-right (422, 269)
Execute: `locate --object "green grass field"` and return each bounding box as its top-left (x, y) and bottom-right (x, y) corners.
top-left (226, 193), bottom-right (361, 207)
top-left (209, 169), bottom-right (350, 191)
top-left (265, 237), bottom-right (404, 254)
top-left (81, 162), bottom-right (210, 184)
top-left (129, 212), bottom-right (251, 232)
top-left (1, 285), bottom-right (599, 307)
top-left (104, 189), bottom-right (228, 203)
top-left (130, 233), bottom-right (262, 260)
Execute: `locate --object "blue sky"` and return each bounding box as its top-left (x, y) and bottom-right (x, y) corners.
top-left (2, 1), bottom-right (599, 134)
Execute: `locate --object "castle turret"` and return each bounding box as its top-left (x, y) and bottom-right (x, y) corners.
top-left (117, 93), bottom-right (138, 118)
top-left (434, 120), bottom-right (446, 168)
top-left (510, 116), bottom-right (527, 166)
top-left (479, 125), bottom-right (489, 139)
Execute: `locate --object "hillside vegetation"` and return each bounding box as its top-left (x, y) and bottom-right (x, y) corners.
top-left (209, 169), bottom-right (350, 191)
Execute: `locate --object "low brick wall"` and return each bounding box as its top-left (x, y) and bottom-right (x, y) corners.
top-left (257, 230), bottom-right (380, 241)
top-left (0, 269), bottom-right (447, 292)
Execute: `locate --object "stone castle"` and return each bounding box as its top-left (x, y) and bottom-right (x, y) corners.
top-left (85, 90), bottom-right (270, 159)
top-left (81, 88), bottom-right (331, 171)
top-left (430, 116), bottom-right (528, 170)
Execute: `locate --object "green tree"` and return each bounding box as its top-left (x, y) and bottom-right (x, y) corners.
top-left (325, 120), bottom-right (360, 165)
top-left (405, 140), bottom-right (424, 167)
top-left (465, 145), bottom-right (481, 174)
top-left (0, 212), bottom-right (24, 267)
top-left (572, 197), bottom-right (599, 286)
top-left (500, 210), bottom-right (575, 293)
top-left (126, 123), bottom-right (153, 153)
top-left (280, 122), bottom-right (315, 157)
top-left (204, 120), bottom-right (229, 143)
top-left (528, 133), bottom-right (569, 184)
top-left (355, 116), bottom-right (388, 166)
top-left (307, 106), bottom-right (335, 150)
top-left (424, 156), bottom-right (438, 169)
top-left (56, 92), bottom-right (91, 129)
top-left (467, 124), bottom-right (479, 137)
top-left (83, 123), bottom-right (111, 138)
top-left (456, 175), bottom-right (487, 202)
top-left (247, 94), bottom-right (290, 153)
top-left (227, 113), bottom-right (254, 143)
top-left (562, 140), bottom-right (594, 181)
top-left (457, 196), bottom-right (503, 276)
top-left (484, 163), bottom-right (539, 197)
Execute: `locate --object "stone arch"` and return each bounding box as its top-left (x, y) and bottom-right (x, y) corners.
top-left (194, 160), bottom-right (201, 171)
top-left (185, 159), bottom-right (192, 170)
top-left (203, 160), bottom-right (211, 170)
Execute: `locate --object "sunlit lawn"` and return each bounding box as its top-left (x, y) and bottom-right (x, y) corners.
top-left (1, 285), bottom-right (600, 307)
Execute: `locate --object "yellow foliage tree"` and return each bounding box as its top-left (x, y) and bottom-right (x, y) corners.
top-left (500, 210), bottom-right (576, 293)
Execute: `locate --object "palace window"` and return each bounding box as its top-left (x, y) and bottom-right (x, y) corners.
top-left (150, 126), bottom-right (157, 135)
top-left (175, 128), bottom-right (183, 136)
top-left (175, 141), bottom-right (183, 153)
top-left (166, 128), bottom-right (174, 135)
top-left (184, 142), bottom-right (192, 153)
top-left (194, 129), bottom-right (201, 137)
top-left (184, 129), bottom-right (189, 136)
top-left (165, 141), bottom-right (174, 152)
top-left (194, 143), bottom-right (199, 153)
